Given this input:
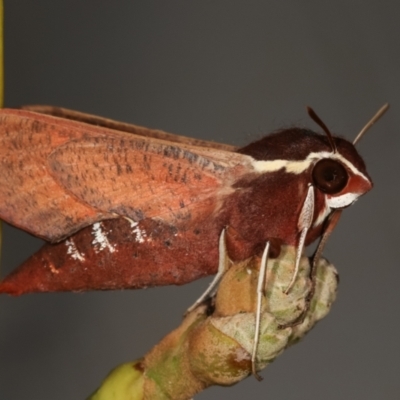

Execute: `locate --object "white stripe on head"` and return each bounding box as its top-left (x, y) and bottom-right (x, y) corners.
top-left (326, 192), bottom-right (359, 208)
top-left (251, 151), bottom-right (369, 182)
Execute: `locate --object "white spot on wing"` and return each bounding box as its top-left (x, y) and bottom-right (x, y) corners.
top-left (65, 238), bottom-right (85, 261)
top-left (92, 222), bottom-right (116, 253)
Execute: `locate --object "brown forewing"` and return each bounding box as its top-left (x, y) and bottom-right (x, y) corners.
top-left (22, 105), bottom-right (237, 152)
top-left (0, 109), bottom-right (254, 242)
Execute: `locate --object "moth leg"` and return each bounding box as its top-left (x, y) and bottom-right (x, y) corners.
top-left (285, 185), bottom-right (315, 294)
top-left (306, 209), bottom-right (342, 307)
top-left (312, 209), bottom-right (342, 274)
top-left (279, 209), bottom-right (342, 329)
top-left (251, 241), bottom-right (270, 381)
top-left (186, 229), bottom-right (228, 314)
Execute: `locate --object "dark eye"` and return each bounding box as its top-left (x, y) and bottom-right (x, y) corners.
top-left (312, 159), bottom-right (349, 194)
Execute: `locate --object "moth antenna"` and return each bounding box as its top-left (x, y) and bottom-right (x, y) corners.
top-left (353, 103), bottom-right (389, 145)
top-left (307, 106), bottom-right (337, 153)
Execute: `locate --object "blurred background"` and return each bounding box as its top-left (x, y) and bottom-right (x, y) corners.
top-left (0, 1), bottom-right (399, 399)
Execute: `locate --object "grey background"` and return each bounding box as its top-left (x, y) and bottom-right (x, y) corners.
top-left (0, 1), bottom-right (399, 399)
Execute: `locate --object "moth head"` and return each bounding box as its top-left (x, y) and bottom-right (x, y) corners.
top-left (308, 141), bottom-right (372, 209)
top-left (238, 105), bottom-right (389, 210)
top-left (306, 106), bottom-right (376, 209)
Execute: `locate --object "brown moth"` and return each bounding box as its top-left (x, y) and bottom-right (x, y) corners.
top-left (0, 104), bottom-right (387, 295)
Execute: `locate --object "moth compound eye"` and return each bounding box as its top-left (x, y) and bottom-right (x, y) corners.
top-left (312, 159), bottom-right (349, 194)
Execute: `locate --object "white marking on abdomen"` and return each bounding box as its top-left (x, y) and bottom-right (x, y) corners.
top-left (124, 217), bottom-right (147, 243)
top-left (92, 222), bottom-right (116, 253)
top-left (65, 238), bottom-right (85, 261)
top-left (327, 192), bottom-right (359, 208)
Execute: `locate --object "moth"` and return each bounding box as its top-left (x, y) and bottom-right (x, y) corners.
top-left (0, 104), bottom-right (387, 295)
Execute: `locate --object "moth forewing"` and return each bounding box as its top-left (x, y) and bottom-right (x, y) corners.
top-left (22, 104), bottom-right (238, 151)
top-left (0, 108), bottom-right (254, 242)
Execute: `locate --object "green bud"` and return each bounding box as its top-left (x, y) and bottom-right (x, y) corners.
top-left (90, 246), bottom-right (338, 399)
